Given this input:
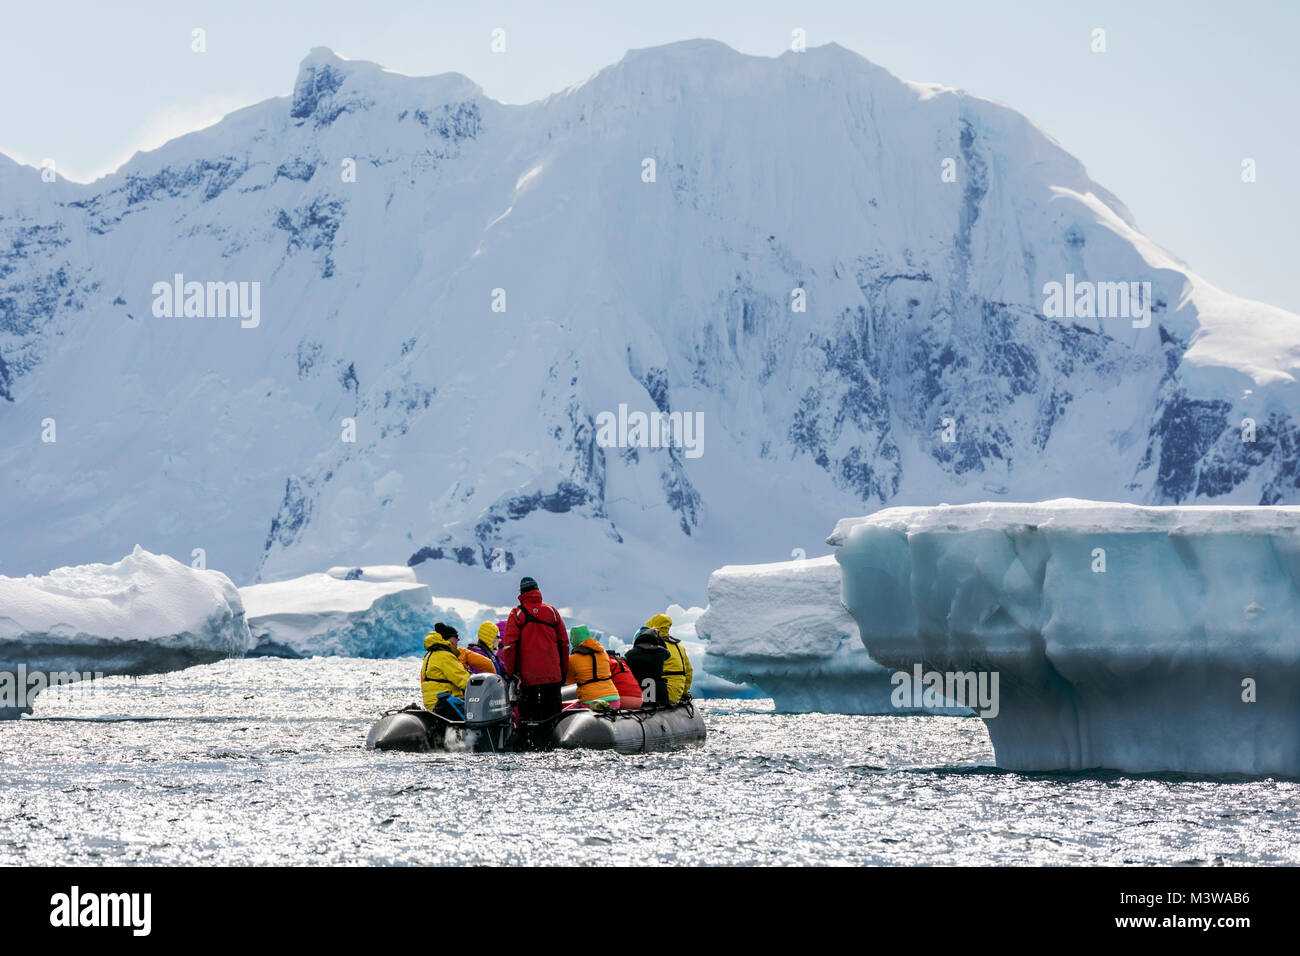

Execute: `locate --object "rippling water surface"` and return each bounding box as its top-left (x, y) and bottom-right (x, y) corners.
top-left (1, 658), bottom-right (1295, 865)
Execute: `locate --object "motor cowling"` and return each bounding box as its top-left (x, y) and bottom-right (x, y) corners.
top-left (464, 673), bottom-right (511, 727)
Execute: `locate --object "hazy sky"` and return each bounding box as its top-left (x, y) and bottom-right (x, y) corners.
top-left (2, 0), bottom-right (1296, 311)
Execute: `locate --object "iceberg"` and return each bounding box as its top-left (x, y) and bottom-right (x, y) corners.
top-left (696, 556), bottom-right (970, 714)
top-left (666, 604), bottom-right (760, 699)
top-left (240, 566), bottom-right (440, 657)
top-left (0, 547), bottom-right (250, 717)
top-left (426, 596), bottom-right (516, 642)
top-left (829, 499), bottom-right (1300, 775)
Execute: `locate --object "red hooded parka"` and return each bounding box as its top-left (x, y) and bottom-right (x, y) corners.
top-left (501, 589), bottom-right (569, 686)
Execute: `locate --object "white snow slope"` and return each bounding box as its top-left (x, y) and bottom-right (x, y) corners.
top-left (240, 564), bottom-right (438, 657)
top-left (4, 42), bottom-right (1300, 628)
top-left (830, 499), bottom-right (1300, 774)
top-left (0, 547), bottom-right (250, 715)
top-left (696, 555), bottom-right (970, 713)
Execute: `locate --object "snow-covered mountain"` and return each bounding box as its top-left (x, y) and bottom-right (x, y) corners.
top-left (4, 40), bottom-right (1300, 626)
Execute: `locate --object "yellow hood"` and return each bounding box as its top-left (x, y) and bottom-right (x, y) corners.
top-left (476, 621), bottom-right (500, 650)
top-left (644, 613), bottom-right (673, 638)
top-left (423, 632), bottom-right (453, 651)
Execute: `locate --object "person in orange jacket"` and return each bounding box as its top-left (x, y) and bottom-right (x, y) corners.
top-left (606, 648), bottom-right (643, 710)
top-left (563, 625), bottom-right (620, 709)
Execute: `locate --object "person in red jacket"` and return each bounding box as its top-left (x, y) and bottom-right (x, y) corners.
top-left (606, 648), bottom-right (643, 710)
top-left (500, 575), bottom-right (569, 749)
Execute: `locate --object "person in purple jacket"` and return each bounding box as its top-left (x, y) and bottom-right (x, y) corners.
top-left (466, 621), bottom-right (503, 674)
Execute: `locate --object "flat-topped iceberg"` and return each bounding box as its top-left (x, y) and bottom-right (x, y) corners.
top-left (696, 556), bottom-right (969, 714)
top-left (0, 547), bottom-right (250, 717)
top-left (829, 499), bottom-right (1300, 775)
top-left (240, 566), bottom-right (439, 657)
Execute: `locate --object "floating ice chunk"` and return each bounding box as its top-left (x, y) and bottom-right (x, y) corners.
top-left (325, 565), bottom-right (418, 583)
top-left (678, 639), bottom-right (761, 698)
top-left (830, 499), bottom-right (1300, 775)
top-left (0, 546), bottom-right (250, 717)
top-left (696, 555), bottom-right (970, 714)
top-left (426, 596), bottom-right (516, 639)
top-left (241, 568), bottom-right (438, 657)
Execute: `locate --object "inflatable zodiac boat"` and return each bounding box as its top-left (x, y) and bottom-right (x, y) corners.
top-left (365, 672), bottom-right (706, 754)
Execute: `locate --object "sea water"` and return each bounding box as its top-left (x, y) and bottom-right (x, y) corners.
top-left (1, 658), bottom-right (1296, 866)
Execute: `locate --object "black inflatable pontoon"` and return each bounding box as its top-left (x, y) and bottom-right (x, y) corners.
top-left (551, 698), bottom-right (706, 753)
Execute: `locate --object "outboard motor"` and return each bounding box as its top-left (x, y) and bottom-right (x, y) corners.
top-left (463, 673), bottom-right (514, 752)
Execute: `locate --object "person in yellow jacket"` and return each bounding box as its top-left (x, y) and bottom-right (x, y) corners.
top-left (645, 613), bottom-right (693, 703)
top-left (563, 625), bottom-right (621, 709)
top-left (420, 623), bottom-right (495, 716)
